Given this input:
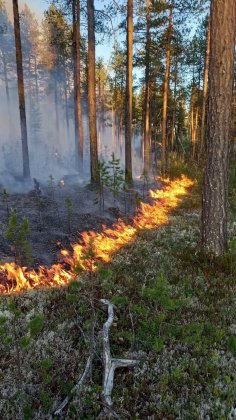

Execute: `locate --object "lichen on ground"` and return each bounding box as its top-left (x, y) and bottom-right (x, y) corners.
top-left (1, 190), bottom-right (236, 418)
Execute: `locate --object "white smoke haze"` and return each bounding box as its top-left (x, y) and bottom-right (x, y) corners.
top-left (0, 1), bottom-right (144, 193)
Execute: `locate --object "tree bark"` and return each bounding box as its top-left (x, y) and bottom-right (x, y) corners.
top-left (144, 0), bottom-right (151, 173)
top-left (192, 105), bottom-right (199, 159)
top-left (87, 0), bottom-right (98, 182)
top-left (171, 54), bottom-right (178, 152)
top-left (161, 3), bottom-right (173, 174)
top-left (125, 0), bottom-right (133, 183)
top-left (12, 0), bottom-right (30, 178)
top-left (201, 0), bottom-right (236, 255)
top-left (72, 0), bottom-right (84, 173)
top-left (199, 19), bottom-right (210, 158)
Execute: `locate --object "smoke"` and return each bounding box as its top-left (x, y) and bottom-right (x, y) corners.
top-left (0, 2), bottom-right (144, 193)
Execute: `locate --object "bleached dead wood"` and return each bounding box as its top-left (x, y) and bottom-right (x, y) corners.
top-left (54, 299), bottom-right (138, 418)
top-left (100, 299), bottom-right (138, 407)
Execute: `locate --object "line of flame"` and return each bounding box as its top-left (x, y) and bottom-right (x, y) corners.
top-left (0, 176), bottom-right (194, 294)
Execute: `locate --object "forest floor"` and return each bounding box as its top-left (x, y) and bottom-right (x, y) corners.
top-left (1, 173), bottom-right (236, 419)
top-left (0, 176), bottom-right (156, 267)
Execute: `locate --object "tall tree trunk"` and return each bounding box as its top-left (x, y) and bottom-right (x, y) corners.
top-left (161, 3), bottom-right (173, 173)
top-left (73, 0), bottom-right (84, 172)
top-left (125, 0), bottom-right (133, 183)
top-left (87, 0), bottom-right (98, 182)
top-left (201, 0), bottom-right (236, 255)
top-left (199, 19), bottom-right (211, 158)
top-left (171, 54), bottom-right (178, 151)
top-left (192, 105), bottom-right (199, 158)
top-left (144, 0), bottom-right (151, 173)
top-left (12, 0), bottom-right (30, 178)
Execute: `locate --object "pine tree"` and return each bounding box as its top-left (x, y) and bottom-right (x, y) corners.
top-left (201, 0), bottom-right (236, 255)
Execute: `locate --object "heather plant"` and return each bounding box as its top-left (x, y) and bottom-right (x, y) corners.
top-left (4, 209), bottom-right (33, 264)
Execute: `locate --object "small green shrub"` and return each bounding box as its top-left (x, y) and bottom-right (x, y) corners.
top-left (4, 209), bottom-right (32, 264)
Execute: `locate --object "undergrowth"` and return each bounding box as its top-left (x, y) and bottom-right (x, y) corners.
top-left (1, 169), bottom-right (236, 418)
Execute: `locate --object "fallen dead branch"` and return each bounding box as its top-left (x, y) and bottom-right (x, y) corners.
top-left (53, 299), bottom-right (138, 418)
top-left (100, 299), bottom-right (138, 408)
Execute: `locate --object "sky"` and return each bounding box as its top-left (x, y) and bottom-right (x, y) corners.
top-left (5, 0), bottom-right (115, 62)
top-left (6, 0), bottom-right (56, 17)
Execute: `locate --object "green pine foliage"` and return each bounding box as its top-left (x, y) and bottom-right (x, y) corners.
top-left (95, 160), bottom-right (110, 211)
top-left (4, 209), bottom-right (33, 264)
top-left (108, 153), bottom-right (124, 205)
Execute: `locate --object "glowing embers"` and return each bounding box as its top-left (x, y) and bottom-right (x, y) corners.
top-left (0, 176), bottom-right (194, 294)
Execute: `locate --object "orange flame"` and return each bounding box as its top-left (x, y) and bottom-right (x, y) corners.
top-left (0, 176), bottom-right (194, 294)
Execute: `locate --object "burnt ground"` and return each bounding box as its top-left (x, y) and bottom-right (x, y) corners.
top-left (0, 176), bottom-right (161, 268)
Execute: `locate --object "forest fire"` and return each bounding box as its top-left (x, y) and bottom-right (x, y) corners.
top-left (0, 176), bottom-right (194, 294)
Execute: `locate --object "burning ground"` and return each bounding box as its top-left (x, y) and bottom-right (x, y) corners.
top-left (1, 177), bottom-right (236, 418)
top-left (0, 176), bottom-right (191, 293)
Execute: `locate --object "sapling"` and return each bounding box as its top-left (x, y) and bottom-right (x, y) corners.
top-left (4, 209), bottom-right (33, 264)
top-left (65, 197), bottom-right (73, 233)
top-left (108, 153), bottom-right (124, 206)
top-left (95, 160), bottom-right (110, 212)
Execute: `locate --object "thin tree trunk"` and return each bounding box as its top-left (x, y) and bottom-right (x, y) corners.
top-left (171, 55), bottom-right (178, 151)
top-left (199, 19), bottom-right (210, 158)
top-left (144, 0), bottom-right (151, 173)
top-left (73, 0), bottom-right (84, 172)
top-left (161, 3), bottom-right (172, 173)
top-left (192, 106), bottom-right (199, 159)
top-left (12, 0), bottom-right (30, 178)
top-left (201, 0), bottom-right (236, 255)
top-left (125, 0), bottom-right (133, 183)
top-left (87, 0), bottom-right (98, 182)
